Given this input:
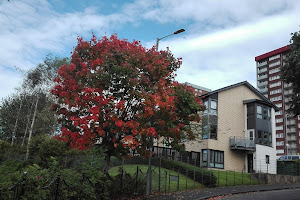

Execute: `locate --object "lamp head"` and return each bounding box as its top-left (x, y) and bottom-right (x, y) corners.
top-left (174, 29), bottom-right (185, 34)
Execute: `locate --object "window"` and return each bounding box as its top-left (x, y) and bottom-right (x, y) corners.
top-left (276, 133), bottom-right (283, 138)
top-left (276, 125), bottom-right (283, 130)
top-left (269, 75), bottom-right (280, 81)
top-left (257, 106), bottom-right (262, 119)
top-left (203, 99), bottom-right (217, 115)
top-left (204, 101), bottom-right (208, 114)
top-left (266, 155), bottom-right (270, 164)
top-left (269, 68), bottom-right (280, 74)
top-left (276, 141), bottom-right (284, 146)
top-left (270, 81), bottom-right (281, 88)
top-left (270, 89), bottom-right (282, 95)
top-left (211, 100), bottom-right (217, 115)
top-left (208, 150), bottom-right (224, 169)
top-left (270, 96), bottom-right (282, 102)
top-left (298, 115), bottom-right (300, 120)
top-left (202, 150), bottom-right (207, 167)
top-left (276, 118), bottom-right (283, 123)
top-left (298, 124), bottom-right (300, 128)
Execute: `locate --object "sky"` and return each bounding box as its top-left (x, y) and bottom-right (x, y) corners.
top-left (0, 0), bottom-right (299, 102)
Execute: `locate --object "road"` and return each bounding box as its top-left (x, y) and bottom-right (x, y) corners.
top-left (221, 188), bottom-right (300, 200)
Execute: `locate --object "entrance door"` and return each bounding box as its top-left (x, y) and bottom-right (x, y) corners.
top-left (246, 129), bottom-right (255, 147)
top-left (247, 154), bottom-right (254, 173)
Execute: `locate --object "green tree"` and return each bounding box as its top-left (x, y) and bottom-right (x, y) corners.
top-left (281, 29), bottom-right (300, 116)
top-left (0, 56), bottom-right (69, 144)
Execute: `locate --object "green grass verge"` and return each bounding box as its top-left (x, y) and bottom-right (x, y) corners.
top-left (212, 170), bottom-right (260, 187)
top-left (109, 164), bottom-right (204, 192)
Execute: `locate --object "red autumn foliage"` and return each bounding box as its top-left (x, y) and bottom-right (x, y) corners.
top-left (51, 34), bottom-right (204, 157)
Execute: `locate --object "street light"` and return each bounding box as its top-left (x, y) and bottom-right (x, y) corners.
top-left (146, 28), bottom-right (185, 199)
top-left (156, 28), bottom-right (185, 51)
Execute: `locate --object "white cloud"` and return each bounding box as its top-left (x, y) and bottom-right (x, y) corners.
top-left (0, 0), bottom-right (300, 102)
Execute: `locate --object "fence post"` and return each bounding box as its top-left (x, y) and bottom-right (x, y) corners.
top-left (177, 170), bottom-right (180, 191)
top-left (121, 166), bottom-right (124, 194)
top-left (218, 170), bottom-right (220, 187)
top-left (225, 171), bottom-right (228, 187)
top-left (242, 170), bottom-right (243, 185)
top-left (234, 170), bottom-right (236, 186)
top-left (136, 166), bottom-right (139, 193)
top-left (209, 170), bottom-right (212, 187)
top-left (165, 171), bottom-right (167, 193)
top-left (201, 170), bottom-right (203, 184)
top-left (55, 175), bottom-right (61, 200)
top-left (168, 172), bottom-right (170, 192)
top-left (186, 170), bottom-right (188, 190)
top-left (159, 157), bottom-right (161, 192)
top-left (193, 169), bottom-right (196, 189)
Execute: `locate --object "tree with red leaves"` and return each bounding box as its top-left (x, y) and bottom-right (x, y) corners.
top-left (51, 34), bottom-right (204, 174)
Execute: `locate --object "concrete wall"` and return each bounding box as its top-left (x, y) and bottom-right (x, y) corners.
top-left (253, 173), bottom-right (300, 184)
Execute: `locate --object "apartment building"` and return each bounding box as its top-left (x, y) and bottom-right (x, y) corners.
top-left (255, 46), bottom-right (300, 156)
top-left (153, 81), bottom-right (277, 173)
top-left (196, 81), bottom-right (278, 174)
top-left (183, 82), bottom-right (211, 96)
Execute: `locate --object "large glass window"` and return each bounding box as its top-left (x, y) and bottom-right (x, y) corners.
top-left (257, 106), bottom-right (262, 119)
top-left (202, 150), bottom-right (208, 167)
top-left (203, 149), bottom-right (224, 169)
top-left (202, 98), bottom-right (218, 140)
top-left (211, 100), bottom-right (217, 115)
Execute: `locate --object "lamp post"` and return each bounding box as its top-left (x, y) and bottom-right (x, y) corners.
top-left (155, 28), bottom-right (185, 51)
top-left (145, 28), bottom-right (185, 199)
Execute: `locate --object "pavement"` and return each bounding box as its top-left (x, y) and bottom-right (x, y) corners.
top-left (150, 183), bottom-right (300, 200)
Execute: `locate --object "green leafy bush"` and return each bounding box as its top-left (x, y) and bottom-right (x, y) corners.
top-left (28, 135), bottom-right (68, 168)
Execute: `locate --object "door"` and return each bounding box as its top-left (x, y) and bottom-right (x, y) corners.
top-left (246, 129), bottom-right (255, 148)
top-left (247, 154), bottom-right (254, 173)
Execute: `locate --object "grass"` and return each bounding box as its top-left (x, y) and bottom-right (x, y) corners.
top-left (212, 170), bottom-right (259, 187)
top-left (109, 164), bottom-right (204, 192)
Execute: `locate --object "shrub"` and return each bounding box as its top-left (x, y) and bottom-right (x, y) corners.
top-left (28, 135), bottom-right (68, 168)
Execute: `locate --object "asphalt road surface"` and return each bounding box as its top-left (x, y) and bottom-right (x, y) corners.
top-left (221, 188), bottom-right (300, 200)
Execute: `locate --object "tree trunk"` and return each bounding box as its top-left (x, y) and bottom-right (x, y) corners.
top-left (22, 100), bottom-right (35, 147)
top-left (25, 95), bottom-right (39, 160)
top-left (11, 95), bottom-right (23, 145)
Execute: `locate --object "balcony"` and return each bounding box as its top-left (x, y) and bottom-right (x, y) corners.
top-left (229, 136), bottom-right (256, 151)
top-left (258, 81), bottom-right (268, 87)
top-left (259, 87), bottom-right (268, 94)
top-left (286, 119), bottom-right (296, 126)
top-left (284, 89), bottom-right (293, 96)
top-left (284, 83), bottom-right (293, 89)
top-left (258, 61), bottom-right (267, 67)
top-left (257, 67), bottom-right (267, 74)
top-left (287, 128), bottom-right (296, 134)
top-left (258, 74), bottom-right (268, 81)
top-left (287, 136), bottom-right (297, 141)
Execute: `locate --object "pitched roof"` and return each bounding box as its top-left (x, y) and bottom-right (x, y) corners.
top-left (200, 81), bottom-right (279, 111)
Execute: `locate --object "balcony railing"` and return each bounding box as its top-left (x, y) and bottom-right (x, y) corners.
top-left (257, 81), bottom-right (268, 87)
top-left (257, 74), bottom-right (268, 81)
top-left (258, 61), bottom-right (267, 67)
top-left (229, 136), bottom-right (256, 151)
top-left (258, 87), bottom-right (268, 93)
top-left (257, 67), bottom-right (267, 74)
